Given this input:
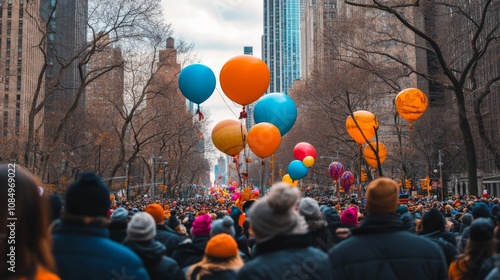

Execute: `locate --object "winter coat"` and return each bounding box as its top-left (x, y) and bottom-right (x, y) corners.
top-left (329, 214), bottom-right (447, 280)
top-left (155, 224), bottom-right (183, 257)
top-left (189, 268), bottom-right (238, 280)
top-left (124, 240), bottom-right (184, 280)
top-left (108, 220), bottom-right (127, 243)
top-left (172, 234), bottom-right (210, 268)
top-left (237, 233), bottom-right (331, 280)
top-left (479, 255), bottom-right (499, 280)
top-left (52, 222), bottom-right (150, 280)
top-left (307, 220), bottom-right (333, 251)
top-left (422, 230), bottom-right (459, 266)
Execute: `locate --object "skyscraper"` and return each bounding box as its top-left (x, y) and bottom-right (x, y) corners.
top-left (0, 0), bottom-right (45, 159)
top-left (41, 0), bottom-right (88, 137)
top-left (263, 0), bottom-right (301, 94)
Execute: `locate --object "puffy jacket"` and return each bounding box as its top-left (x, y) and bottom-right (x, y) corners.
top-left (422, 230), bottom-right (459, 266)
top-left (155, 224), bottom-right (183, 257)
top-left (307, 220), bottom-right (333, 251)
top-left (329, 214), bottom-right (447, 280)
top-left (237, 233), bottom-right (331, 280)
top-left (52, 222), bottom-right (150, 280)
top-left (172, 234), bottom-right (210, 268)
top-left (124, 240), bottom-right (184, 280)
top-left (108, 220), bottom-right (127, 243)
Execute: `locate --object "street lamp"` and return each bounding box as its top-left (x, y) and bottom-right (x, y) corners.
top-left (150, 155), bottom-right (162, 197)
top-left (438, 150), bottom-right (443, 201)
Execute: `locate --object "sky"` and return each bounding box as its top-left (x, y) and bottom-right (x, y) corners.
top-left (162, 0), bottom-right (263, 131)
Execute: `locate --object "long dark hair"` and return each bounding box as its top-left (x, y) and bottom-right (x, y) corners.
top-left (456, 239), bottom-right (494, 280)
top-left (0, 164), bottom-right (56, 279)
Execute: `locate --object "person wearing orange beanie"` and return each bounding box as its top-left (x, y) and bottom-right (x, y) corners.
top-left (186, 233), bottom-right (243, 280)
top-left (145, 203), bottom-right (182, 257)
top-left (328, 178), bottom-right (447, 280)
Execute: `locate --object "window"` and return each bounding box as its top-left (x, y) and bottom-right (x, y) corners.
top-left (19, 8), bottom-right (23, 18)
top-left (4, 94), bottom-right (9, 109)
top-left (48, 33), bottom-right (55, 41)
top-left (7, 8), bottom-right (12, 18)
top-left (15, 111), bottom-right (19, 133)
top-left (8, 0), bottom-right (12, 5)
top-left (3, 111), bottom-right (8, 137)
top-left (18, 28), bottom-right (22, 35)
top-left (329, 12), bottom-right (334, 18)
top-left (16, 76), bottom-right (21, 90)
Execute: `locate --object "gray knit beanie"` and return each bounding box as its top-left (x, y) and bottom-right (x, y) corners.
top-left (299, 197), bottom-right (322, 221)
top-left (248, 183), bottom-right (307, 240)
top-left (126, 212), bottom-right (156, 241)
top-left (210, 216), bottom-right (236, 237)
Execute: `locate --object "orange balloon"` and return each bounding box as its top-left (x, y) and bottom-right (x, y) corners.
top-left (220, 55), bottom-right (270, 106)
top-left (395, 88), bottom-right (428, 123)
top-left (345, 111), bottom-right (378, 144)
top-left (218, 198), bottom-right (225, 204)
top-left (247, 123), bottom-right (281, 158)
top-left (363, 141), bottom-right (388, 168)
top-left (212, 120), bottom-right (247, 156)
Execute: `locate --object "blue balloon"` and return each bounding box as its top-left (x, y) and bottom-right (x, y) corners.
top-left (178, 64), bottom-right (216, 104)
top-left (254, 93), bottom-right (297, 136)
top-left (288, 160), bottom-right (309, 180)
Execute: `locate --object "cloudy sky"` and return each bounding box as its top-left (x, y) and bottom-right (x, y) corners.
top-left (162, 0), bottom-right (263, 130)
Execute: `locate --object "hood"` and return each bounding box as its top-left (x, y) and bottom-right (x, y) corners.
top-left (124, 240), bottom-right (165, 264)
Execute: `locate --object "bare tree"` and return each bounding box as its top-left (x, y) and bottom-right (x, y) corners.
top-left (327, 0), bottom-right (500, 195)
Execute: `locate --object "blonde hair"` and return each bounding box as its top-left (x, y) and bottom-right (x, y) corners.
top-left (186, 255), bottom-right (244, 280)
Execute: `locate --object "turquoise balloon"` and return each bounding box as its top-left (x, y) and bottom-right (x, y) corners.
top-left (254, 93), bottom-right (297, 136)
top-left (178, 64), bottom-right (216, 104)
top-left (288, 160), bottom-right (309, 180)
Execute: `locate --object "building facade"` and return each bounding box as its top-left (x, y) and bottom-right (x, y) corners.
top-left (263, 0), bottom-right (301, 94)
top-left (0, 0), bottom-right (45, 160)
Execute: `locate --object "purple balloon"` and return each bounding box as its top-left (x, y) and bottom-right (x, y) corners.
top-left (329, 162), bottom-right (344, 180)
top-left (340, 171), bottom-right (355, 192)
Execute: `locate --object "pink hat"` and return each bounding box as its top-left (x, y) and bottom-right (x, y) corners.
top-left (192, 213), bottom-right (212, 236)
top-left (340, 207), bottom-right (358, 227)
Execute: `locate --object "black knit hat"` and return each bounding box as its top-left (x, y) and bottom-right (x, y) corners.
top-left (422, 208), bottom-right (445, 233)
top-left (469, 218), bottom-right (494, 241)
top-left (65, 171), bottom-right (110, 217)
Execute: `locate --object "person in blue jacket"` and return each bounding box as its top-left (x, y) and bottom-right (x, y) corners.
top-left (52, 171), bottom-right (150, 280)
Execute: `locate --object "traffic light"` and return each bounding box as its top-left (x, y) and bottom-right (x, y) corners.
top-left (420, 177), bottom-right (430, 190)
top-left (361, 169), bottom-right (368, 182)
top-left (405, 179), bottom-right (411, 189)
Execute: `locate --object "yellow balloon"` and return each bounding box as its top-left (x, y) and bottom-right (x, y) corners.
top-left (211, 120), bottom-right (247, 156)
top-left (395, 88), bottom-right (428, 123)
top-left (303, 156), bottom-right (315, 167)
top-left (363, 142), bottom-right (388, 168)
top-left (345, 111), bottom-right (378, 145)
top-left (282, 174), bottom-right (299, 187)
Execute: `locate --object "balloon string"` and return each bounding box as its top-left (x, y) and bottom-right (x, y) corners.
top-left (409, 123), bottom-right (413, 149)
top-left (216, 88), bottom-right (239, 118)
top-left (239, 106), bottom-right (247, 120)
top-left (196, 104), bottom-right (204, 121)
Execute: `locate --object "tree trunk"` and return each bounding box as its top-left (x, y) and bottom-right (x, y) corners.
top-left (456, 89), bottom-right (478, 195)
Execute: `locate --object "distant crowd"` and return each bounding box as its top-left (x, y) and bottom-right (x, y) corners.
top-left (2, 163), bottom-right (500, 279)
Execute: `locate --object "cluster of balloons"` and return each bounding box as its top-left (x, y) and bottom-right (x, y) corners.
top-left (328, 161), bottom-right (355, 193)
top-left (180, 55), bottom-right (299, 160)
top-left (282, 142), bottom-right (317, 187)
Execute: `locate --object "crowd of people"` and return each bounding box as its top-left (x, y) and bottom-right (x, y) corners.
top-left (2, 163), bottom-right (500, 279)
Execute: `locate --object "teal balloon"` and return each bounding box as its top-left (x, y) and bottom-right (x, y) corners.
top-left (254, 93), bottom-right (297, 136)
top-left (178, 64), bottom-right (216, 104)
top-left (288, 160), bottom-right (309, 180)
